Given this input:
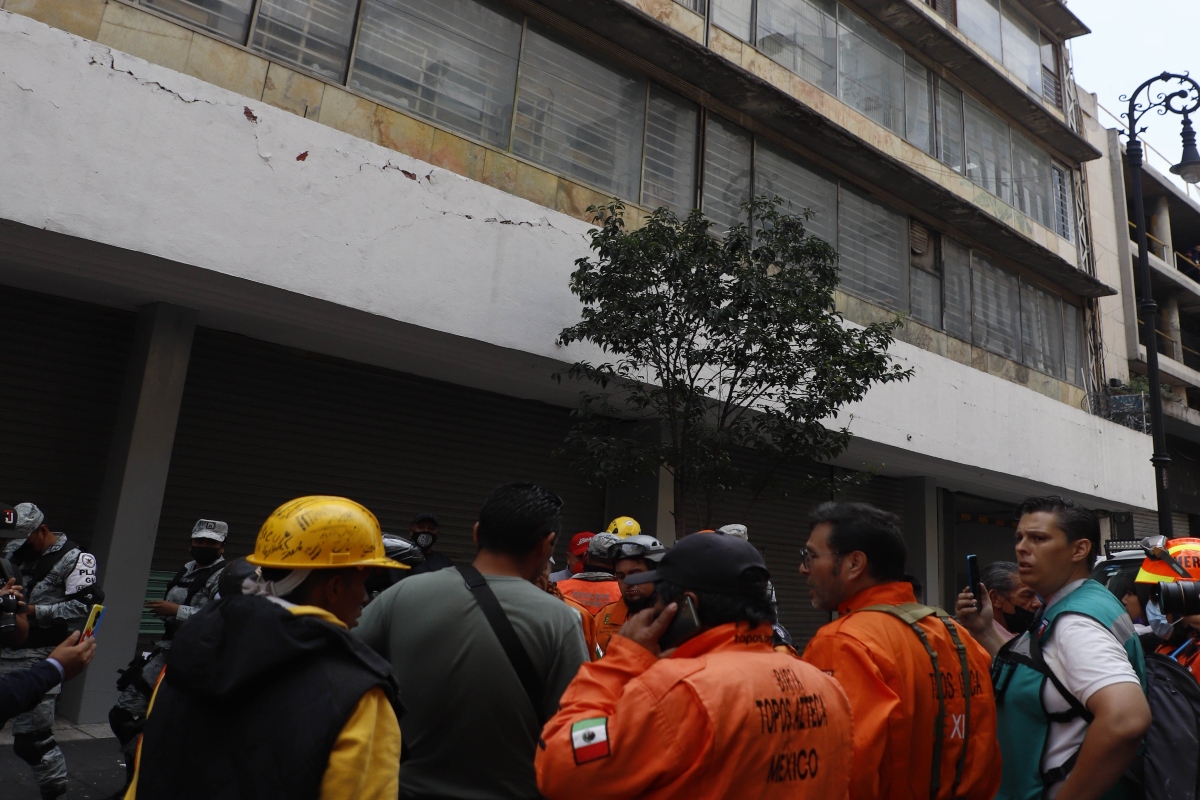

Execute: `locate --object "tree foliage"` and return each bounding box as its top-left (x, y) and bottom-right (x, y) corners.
top-left (556, 197), bottom-right (911, 535)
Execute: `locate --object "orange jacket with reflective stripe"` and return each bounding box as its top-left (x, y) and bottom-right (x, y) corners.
top-left (536, 623), bottom-right (853, 800)
top-left (594, 600), bottom-right (629, 654)
top-left (802, 582), bottom-right (1000, 800)
top-left (556, 577), bottom-right (621, 615)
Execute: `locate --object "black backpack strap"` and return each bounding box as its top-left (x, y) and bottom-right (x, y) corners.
top-left (29, 539), bottom-right (82, 587)
top-left (1025, 612), bottom-right (1095, 788)
top-left (164, 565), bottom-right (189, 595)
top-left (178, 562), bottom-right (224, 606)
top-left (459, 564), bottom-right (546, 724)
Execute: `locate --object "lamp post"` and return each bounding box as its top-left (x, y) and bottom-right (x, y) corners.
top-left (1123, 72), bottom-right (1200, 538)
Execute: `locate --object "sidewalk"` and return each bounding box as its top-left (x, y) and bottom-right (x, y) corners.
top-left (0, 717), bottom-right (125, 799)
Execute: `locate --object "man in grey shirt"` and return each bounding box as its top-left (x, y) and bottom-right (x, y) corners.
top-left (357, 483), bottom-right (588, 800)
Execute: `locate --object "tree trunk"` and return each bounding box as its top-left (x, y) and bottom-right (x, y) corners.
top-left (673, 475), bottom-right (687, 540)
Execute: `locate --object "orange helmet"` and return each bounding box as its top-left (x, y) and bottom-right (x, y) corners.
top-left (1135, 537), bottom-right (1200, 584)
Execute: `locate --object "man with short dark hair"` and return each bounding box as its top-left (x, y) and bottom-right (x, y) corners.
top-left (974, 561), bottom-right (1042, 639)
top-left (961, 496), bottom-right (1149, 800)
top-left (801, 501), bottom-right (1000, 800)
top-left (357, 483), bottom-right (588, 800)
top-left (537, 533), bottom-right (853, 799)
top-left (404, 513), bottom-right (453, 576)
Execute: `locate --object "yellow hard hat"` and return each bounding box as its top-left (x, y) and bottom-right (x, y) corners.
top-left (246, 496), bottom-right (407, 570)
top-left (607, 516), bottom-right (641, 538)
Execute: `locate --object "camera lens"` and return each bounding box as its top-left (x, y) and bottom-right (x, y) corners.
top-left (1159, 580), bottom-right (1200, 616)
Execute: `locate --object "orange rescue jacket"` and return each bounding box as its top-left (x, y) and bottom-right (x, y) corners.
top-left (801, 581), bottom-right (1001, 800)
top-left (1157, 637), bottom-right (1200, 679)
top-left (563, 595), bottom-right (602, 661)
top-left (556, 576), bottom-right (621, 615)
top-left (537, 623), bottom-right (853, 800)
top-left (594, 600), bottom-right (629, 654)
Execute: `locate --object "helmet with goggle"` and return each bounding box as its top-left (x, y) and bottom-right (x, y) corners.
top-left (608, 534), bottom-right (667, 564)
top-left (1135, 536), bottom-right (1200, 584)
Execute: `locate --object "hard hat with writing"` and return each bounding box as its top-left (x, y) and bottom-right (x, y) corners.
top-left (587, 532), bottom-right (622, 559)
top-left (606, 516), bottom-right (641, 538)
top-left (246, 496), bottom-right (407, 570)
top-left (1136, 537), bottom-right (1200, 584)
top-left (609, 534), bottom-right (668, 564)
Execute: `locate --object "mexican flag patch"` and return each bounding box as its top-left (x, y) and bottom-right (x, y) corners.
top-left (571, 717), bottom-right (610, 764)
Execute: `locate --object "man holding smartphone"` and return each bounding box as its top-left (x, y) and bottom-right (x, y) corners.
top-left (537, 533), bottom-right (853, 800)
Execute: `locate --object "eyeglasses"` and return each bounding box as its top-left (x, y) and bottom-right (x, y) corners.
top-left (610, 542), bottom-right (658, 559)
top-left (798, 547), bottom-right (840, 567)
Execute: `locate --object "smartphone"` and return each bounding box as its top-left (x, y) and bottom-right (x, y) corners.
top-left (966, 554), bottom-right (981, 598)
top-left (82, 604), bottom-right (105, 638)
top-left (659, 597), bottom-right (702, 650)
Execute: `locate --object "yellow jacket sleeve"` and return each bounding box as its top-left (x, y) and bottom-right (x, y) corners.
top-left (319, 686), bottom-right (402, 800)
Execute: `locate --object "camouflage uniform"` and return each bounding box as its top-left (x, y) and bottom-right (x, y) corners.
top-left (2, 529), bottom-right (99, 799)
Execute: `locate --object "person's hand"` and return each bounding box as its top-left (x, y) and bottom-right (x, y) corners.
top-left (48, 631), bottom-right (97, 681)
top-left (1182, 614), bottom-right (1200, 633)
top-left (617, 603), bottom-right (678, 658)
top-left (955, 583), bottom-right (993, 637)
top-left (1, 578), bottom-right (23, 604)
top-left (145, 601), bottom-right (180, 618)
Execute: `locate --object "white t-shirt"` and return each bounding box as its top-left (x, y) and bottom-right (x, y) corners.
top-left (1037, 579), bottom-right (1141, 797)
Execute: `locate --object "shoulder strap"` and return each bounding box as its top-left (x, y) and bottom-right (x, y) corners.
top-left (458, 564), bottom-right (546, 725)
top-left (179, 562), bottom-right (225, 606)
top-left (165, 565), bottom-right (190, 593)
top-left (30, 540), bottom-right (81, 587)
top-left (858, 603), bottom-right (972, 800)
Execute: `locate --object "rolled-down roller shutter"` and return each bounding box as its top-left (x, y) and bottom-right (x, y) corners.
top-left (1132, 510), bottom-right (1190, 539)
top-left (0, 285), bottom-right (136, 546)
top-left (152, 328), bottom-right (606, 571)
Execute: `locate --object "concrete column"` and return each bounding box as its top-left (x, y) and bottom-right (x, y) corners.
top-left (1150, 195), bottom-right (1174, 264)
top-left (902, 477), bottom-right (940, 606)
top-left (58, 304), bottom-right (196, 724)
top-left (1165, 294), bottom-right (1183, 362)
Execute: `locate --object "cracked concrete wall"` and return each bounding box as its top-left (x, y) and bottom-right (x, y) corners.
top-left (0, 11), bottom-right (1155, 508)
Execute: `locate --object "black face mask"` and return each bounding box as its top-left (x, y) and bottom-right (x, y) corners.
top-left (415, 532), bottom-right (436, 550)
top-left (625, 593), bottom-right (657, 615)
top-left (191, 546), bottom-right (221, 566)
top-left (1001, 601), bottom-right (1038, 634)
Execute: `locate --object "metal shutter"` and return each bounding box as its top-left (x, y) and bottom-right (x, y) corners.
top-left (1132, 510), bottom-right (1189, 539)
top-left (0, 285), bottom-right (136, 546)
top-left (152, 328), bottom-right (605, 570)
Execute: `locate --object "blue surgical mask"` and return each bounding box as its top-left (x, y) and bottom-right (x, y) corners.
top-left (1146, 599), bottom-right (1175, 639)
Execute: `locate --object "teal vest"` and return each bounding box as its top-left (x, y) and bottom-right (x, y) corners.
top-left (991, 579), bottom-right (1146, 800)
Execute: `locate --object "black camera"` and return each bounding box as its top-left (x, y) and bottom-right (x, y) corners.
top-left (0, 592), bottom-right (19, 638)
top-left (1159, 580), bottom-right (1200, 616)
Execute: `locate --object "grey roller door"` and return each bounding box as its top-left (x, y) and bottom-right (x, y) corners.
top-left (0, 285), bottom-right (135, 545)
top-left (153, 328), bottom-right (606, 570)
top-left (1132, 510), bottom-right (1189, 539)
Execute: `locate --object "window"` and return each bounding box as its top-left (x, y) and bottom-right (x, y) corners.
top-left (999, 2), bottom-right (1040, 92)
top-left (713, 0), bottom-right (755, 41)
top-left (956, 0), bottom-right (1002, 60)
top-left (971, 251), bottom-right (1021, 359)
top-left (642, 87), bottom-right (699, 215)
top-left (1010, 131), bottom-right (1053, 229)
top-left (250, 0), bottom-right (358, 82)
top-left (754, 140), bottom-right (838, 244)
top-left (838, 185), bottom-right (909, 309)
top-left (143, 0), bottom-right (254, 41)
top-left (1051, 164), bottom-right (1075, 242)
top-left (1020, 279), bottom-right (1065, 379)
top-left (937, 81), bottom-right (965, 173)
top-left (703, 116), bottom-right (754, 234)
top-left (1040, 37), bottom-right (1062, 107)
top-left (943, 236), bottom-right (973, 340)
top-left (757, 0), bottom-right (838, 94)
top-left (964, 97), bottom-right (1012, 203)
top-left (905, 56), bottom-right (935, 156)
top-left (350, 0), bottom-right (523, 148)
top-left (837, 7), bottom-right (906, 135)
top-left (909, 222), bottom-right (941, 327)
top-left (513, 27), bottom-right (647, 199)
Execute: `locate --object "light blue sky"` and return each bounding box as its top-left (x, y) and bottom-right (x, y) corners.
top-left (1070, 0), bottom-right (1198, 187)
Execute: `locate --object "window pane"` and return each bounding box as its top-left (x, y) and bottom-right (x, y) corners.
top-left (1052, 164), bottom-right (1075, 242)
top-left (938, 80), bottom-right (965, 173)
top-left (905, 56), bottom-right (934, 155)
top-left (1020, 280), bottom-right (1065, 378)
top-left (837, 185), bottom-right (909, 309)
top-left (754, 141), bottom-right (838, 244)
top-left (702, 116), bottom-right (753, 235)
top-left (838, 7), bottom-right (906, 135)
top-left (943, 236), bottom-right (972, 340)
top-left (349, 0), bottom-right (522, 148)
top-left (964, 97), bottom-right (1012, 203)
top-left (757, 0), bottom-right (838, 94)
top-left (972, 251), bottom-right (1021, 359)
top-left (713, 0), bottom-right (754, 41)
top-left (251, 0), bottom-right (358, 82)
top-left (1000, 3), bottom-right (1041, 91)
top-left (911, 267), bottom-right (942, 327)
top-left (957, 0), bottom-right (1002, 60)
top-left (642, 86), bottom-right (699, 215)
top-left (1011, 131), bottom-right (1053, 228)
top-left (143, 0), bottom-right (254, 41)
top-left (1064, 303), bottom-right (1084, 386)
top-left (513, 27), bottom-right (647, 199)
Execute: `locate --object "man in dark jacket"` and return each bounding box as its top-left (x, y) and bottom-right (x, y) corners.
top-left (127, 496), bottom-right (407, 800)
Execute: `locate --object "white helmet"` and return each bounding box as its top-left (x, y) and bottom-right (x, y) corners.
top-left (610, 534), bottom-right (668, 563)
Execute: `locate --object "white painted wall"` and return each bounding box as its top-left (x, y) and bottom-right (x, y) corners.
top-left (0, 11), bottom-right (1155, 508)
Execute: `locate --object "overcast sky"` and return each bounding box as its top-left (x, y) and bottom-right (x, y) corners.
top-left (1070, 0), bottom-right (1198, 187)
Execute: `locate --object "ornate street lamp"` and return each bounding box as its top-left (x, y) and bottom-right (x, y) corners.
top-left (1122, 72), bottom-right (1200, 538)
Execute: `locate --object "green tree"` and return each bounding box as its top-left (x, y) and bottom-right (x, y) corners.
top-left (556, 197), bottom-right (911, 536)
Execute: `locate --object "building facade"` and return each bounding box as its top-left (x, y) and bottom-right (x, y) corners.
top-left (0, 0), bottom-right (1153, 722)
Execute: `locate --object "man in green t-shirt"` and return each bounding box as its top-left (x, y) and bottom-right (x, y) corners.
top-left (356, 483), bottom-right (588, 800)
